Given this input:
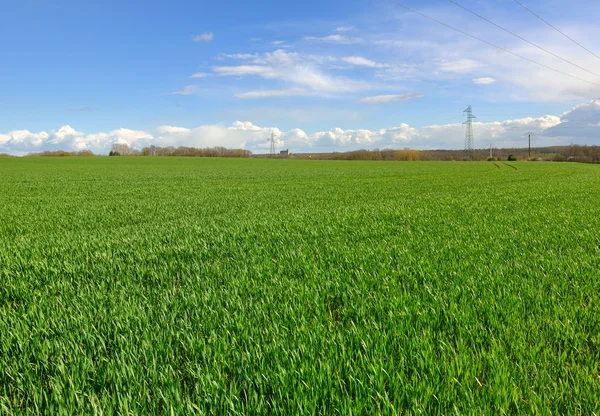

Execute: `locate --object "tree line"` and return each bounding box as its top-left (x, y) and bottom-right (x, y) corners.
top-left (17, 145), bottom-right (251, 158)
top-left (291, 145), bottom-right (600, 163)
top-left (15, 144), bottom-right (600, 163)
top-left (108, 144), bottom-right (252, 158)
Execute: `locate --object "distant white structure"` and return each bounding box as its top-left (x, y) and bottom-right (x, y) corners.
top-left (279, 149), bottom-right (291, 157)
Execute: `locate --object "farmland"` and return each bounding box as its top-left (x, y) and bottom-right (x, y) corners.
top-left (0, 157), bottom-right (599, 414)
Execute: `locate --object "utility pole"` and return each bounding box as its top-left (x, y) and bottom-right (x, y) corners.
top-left (463, 105), bottom-right (476, 160)
top-left (489, 143), bottom-right (493, 159)
top-left (525, 132), bottom-right (535, 159)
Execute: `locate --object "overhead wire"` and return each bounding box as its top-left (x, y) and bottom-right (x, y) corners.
top-left (447, 0), bottom-right (600, 79)
top-left (512, 0), bottom-right (600, 62)
top-left (385, 0), bottom-right (600, 88)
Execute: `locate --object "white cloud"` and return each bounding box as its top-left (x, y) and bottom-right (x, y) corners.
top-left (235, 88), bottom-right (305, 99)
top-left (5, 101), bottom-right (600, 155)
top-left (190, 72), bottom-right (212, 78)
top-left (0, 130), bottom-right (49, 149)
top-left (212, 50), bottom-right (371, 94)
top-left (473, 77), bottom-right (496, 85)
top-left (371, 17), bottom-right (600, 101)
top-left (213, 65), bottom-right (273, 77)
top-left (303, 34), bottom-right (361, 44)
top-left (192, 32), bottom-right (214, 42)
top-left (360, 93), bottom-right (424, 104)
top-left (166, 85), bottom-right (197, 96)
top-left (220, 53), bottom-right (258, 60)
top-left (545, 100), bottom-right (600, 138)
top-left (437, 59), bottom-right (483, 73)
top-left (335, 26), bottom-right (355, 32)
top-left (157, 126), bottom-right (190, 135)
top-left (342, 56), bottom-right (386, 68)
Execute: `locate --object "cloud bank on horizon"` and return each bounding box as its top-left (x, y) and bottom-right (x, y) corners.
top-left (2, 101), bottom-right (599, 155)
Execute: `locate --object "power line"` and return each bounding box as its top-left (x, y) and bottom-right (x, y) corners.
top-left (447, 0), bottom-right (600, 79)
top-left (385, 0), bottom-right (600, 88)
top-left (512, 0), bottom-right (600, 62)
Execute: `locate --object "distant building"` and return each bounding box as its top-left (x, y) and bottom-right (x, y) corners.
top-left (279, 149), bottom-right (291, 157)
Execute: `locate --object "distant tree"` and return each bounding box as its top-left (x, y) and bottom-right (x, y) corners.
top-left (110, 143), bottom-right (132, 156)
top-left (395, 149), bottom-right (421, 161)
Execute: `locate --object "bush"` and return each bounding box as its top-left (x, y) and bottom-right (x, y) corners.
top-left (507, 155), bottom-right (518, 161)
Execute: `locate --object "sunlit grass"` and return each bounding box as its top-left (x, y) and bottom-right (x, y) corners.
top-left (0, 157), bottom-right (599, 414)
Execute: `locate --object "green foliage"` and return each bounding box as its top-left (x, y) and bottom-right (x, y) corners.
top-left (0, 158), bottom-right (599, 414)
top-left (507, 154), bottom-right (519, 161)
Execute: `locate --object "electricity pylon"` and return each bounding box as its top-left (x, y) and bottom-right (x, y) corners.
top-left (463, 105), bottom-right (476, 159)
top-left (267, 133), bottom-right (277, 158)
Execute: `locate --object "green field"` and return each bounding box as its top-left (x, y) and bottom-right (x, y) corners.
top-left (1, 157), bottom-right (599, 414)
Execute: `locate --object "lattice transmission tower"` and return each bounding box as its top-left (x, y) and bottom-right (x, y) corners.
top-left (267, 132), bottom-right (278, 158)
top-left (463, 105), bottom-right (476, 159)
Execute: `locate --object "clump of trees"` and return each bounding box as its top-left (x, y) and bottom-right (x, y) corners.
top-left (108, 144), bottom-right (133, 156)
top-left (291, 148), bottom-right (422, 161)
top-left (108, 144), bottom-right (252, 158)
top-left (554, 145), bottom-right (600, 163)
top-left (27, 150), bottom-right (95, 157)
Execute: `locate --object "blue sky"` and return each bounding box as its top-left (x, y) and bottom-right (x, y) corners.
top-left (2, 0), bottom-right (600, 154)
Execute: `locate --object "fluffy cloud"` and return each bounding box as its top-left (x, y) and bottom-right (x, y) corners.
top-left (0, 126), bottom-right (152, 155)
top-left (213, 50), bottom-right (371, 94)
top-left (190, 72), bottom-right (212, 78)
top-left (192, 33), bottom-right (214, 42)
top-left (4, 101), bottom-right (600, 155)
top-left (342, 56), bottom-right (386, 68)
top-left (360, 93), bottom-right (424, 104)
top-left (473, 77), bottom-right (496, 85)
top-left (545, 101), bottom-right (600, 139)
